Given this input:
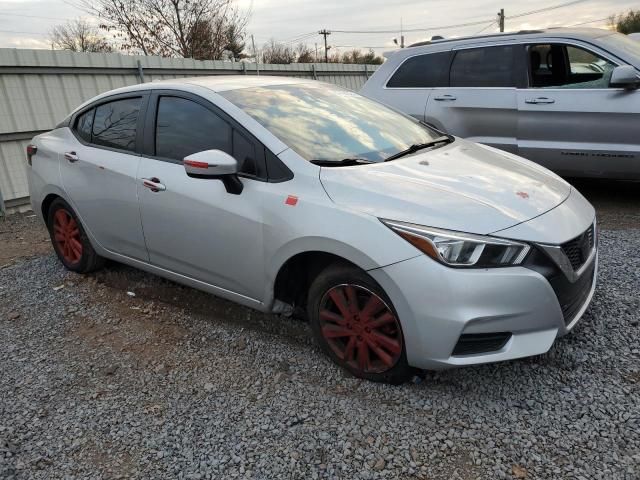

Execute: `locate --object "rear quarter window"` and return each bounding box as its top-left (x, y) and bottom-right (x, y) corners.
top-left (387, 52), bottom-right (450, 88)
top-left (75, 109), bottom-right (95, 143)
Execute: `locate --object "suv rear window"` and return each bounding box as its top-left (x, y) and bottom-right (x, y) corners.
top-left (450, 45), bottom-right (516, 87)
top-left (386, 52), bottom-right (450, 88)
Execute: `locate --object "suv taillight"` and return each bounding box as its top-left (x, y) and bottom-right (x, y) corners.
top-left (26, 144), bottom-right (37, 165)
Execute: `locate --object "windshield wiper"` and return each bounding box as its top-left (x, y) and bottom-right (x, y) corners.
top-left (384, 135), bottom-right (454, 162)
top-left (310, 158), bottom-right (375, 167)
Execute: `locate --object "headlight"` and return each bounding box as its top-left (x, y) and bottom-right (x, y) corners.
top-left (381, 219), bottom-right (530, 268)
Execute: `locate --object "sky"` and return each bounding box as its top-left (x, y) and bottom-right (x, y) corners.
top-left (0, 0), bottom-right (637, 55)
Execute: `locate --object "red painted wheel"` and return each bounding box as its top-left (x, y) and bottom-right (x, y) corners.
top-left (46, 198), bottom-right (104, 273)
top-left (53, 209), bottom-right (83, 265)
top-left (319, 284), bottom-right (403, 374)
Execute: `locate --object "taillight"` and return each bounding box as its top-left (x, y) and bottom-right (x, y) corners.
top-left (26, 144), bottom-right (37, 165)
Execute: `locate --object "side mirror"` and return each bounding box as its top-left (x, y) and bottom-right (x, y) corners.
top-left (610, 65), bottom-right (640, 90)
top-left (183, 150), bottom-right (243, 195)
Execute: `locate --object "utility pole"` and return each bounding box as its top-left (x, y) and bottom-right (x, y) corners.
top-left (498, 8), bottom-right (505, 32)
top-left (315, 43), bottom-right (319, 63)
top-left (400, 17), bottom-right (405, 48)
top-left (319, 29), bottom-right (331, 62)
top-left (251, 34), bottom-right (259, 75)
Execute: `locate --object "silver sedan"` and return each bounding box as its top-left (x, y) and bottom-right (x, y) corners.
top-left (27, 77), bottom-right (597, 383)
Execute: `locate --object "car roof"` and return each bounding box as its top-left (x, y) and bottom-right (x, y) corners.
top-left (406, 27), bottom-right (614, 49)
top-left (130, 75), bottom-right (315, 94)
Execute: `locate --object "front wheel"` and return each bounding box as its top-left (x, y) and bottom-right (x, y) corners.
top-left (47, 198), bottom-right (104, 273)
top-left (307, 264), bottom-right (413, 384)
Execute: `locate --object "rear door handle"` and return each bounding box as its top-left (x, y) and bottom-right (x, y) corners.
top-left (64, 151), bottom-right (79, 163)
top-left (433, 95), bottom-right (457, 102)
top-left (142, 177), bottom-right (166, 193)
top-left (525, 97), bottom-right (555, 105)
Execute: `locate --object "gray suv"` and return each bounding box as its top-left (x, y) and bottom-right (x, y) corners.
top-left (361, 28), bottom-right (640, 179)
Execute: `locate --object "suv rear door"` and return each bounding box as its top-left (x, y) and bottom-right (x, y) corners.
top-left (368, 50), bottom-right (451, 121)
top-left (425, 43), bottom-right (524, 154)
top-left (516, 40), bottom-right (640, 178)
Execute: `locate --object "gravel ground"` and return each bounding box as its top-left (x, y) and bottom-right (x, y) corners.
top-left (1, 182), bottom-right (639, 479)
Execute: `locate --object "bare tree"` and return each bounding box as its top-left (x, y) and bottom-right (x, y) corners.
top-left (50, 19), bottom-right (113, 53)
top-left (80, 0), bottom-right (249, 59)
top-left (295, 43), bottom-right (314, 63)
top-left (261, 40), bottom-right (296, 64)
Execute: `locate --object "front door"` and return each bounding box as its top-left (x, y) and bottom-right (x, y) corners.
top-left (425, 44), bottom-right (521, 154)
top-left (59, 95), bottom-right (149, 261)
top-left (516, 41), bottom-right (640, 177)
top-left (137, 93), bottom-right (266, 300)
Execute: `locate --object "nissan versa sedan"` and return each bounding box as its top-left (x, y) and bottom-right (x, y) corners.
top-left (27, 77), bottom-right (597, 384)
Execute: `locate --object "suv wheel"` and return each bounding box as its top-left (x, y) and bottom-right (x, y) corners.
top-left (308, 264), bottom-right (412, 384)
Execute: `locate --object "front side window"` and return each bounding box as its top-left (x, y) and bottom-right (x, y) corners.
top-left (92, 97), bottom-right (142, 152)
top-left (220, 83), bottom-right (442, 163)
top-left (450, 45), bottom-right (517, 88)
top-left (386, 52), bottom-right (450, 88)
top-left (155, 96), bottom-right (260, 175)
top-left (155, 96), bottom-right (232, 161)
top-left (528, 43), bottom-right (616, 89)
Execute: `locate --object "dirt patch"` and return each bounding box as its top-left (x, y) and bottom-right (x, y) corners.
top-left (0, 213), bottom-right (51, 265)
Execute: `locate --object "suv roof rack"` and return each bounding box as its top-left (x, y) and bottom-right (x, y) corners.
top-left (408, 29), bottom-right (545, 48)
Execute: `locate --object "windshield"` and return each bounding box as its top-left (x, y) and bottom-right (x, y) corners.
top-left (220, 83), bottom-right (442, 162)
top-left (598, 32), bottom-right (640, 65)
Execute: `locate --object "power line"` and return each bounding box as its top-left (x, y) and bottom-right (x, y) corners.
top-left (566, 16), bottom-right (610, 27)
top-left (474, 21), bottom-right (497, 35)
top-left (0, 29), bottom-right (49, 36)
top-left (0, 12), bottom-right (72, 21)
top-left (507, 0), bottom-right (590, 20)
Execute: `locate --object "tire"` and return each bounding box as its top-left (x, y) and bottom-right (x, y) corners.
top-left (307, 263), bottom-right (413, 384)
top-left (46, 198), bottom-right (105, 273)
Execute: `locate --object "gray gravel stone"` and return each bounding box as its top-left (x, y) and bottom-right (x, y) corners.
top-left (0, 218), bottom-right (638, 479)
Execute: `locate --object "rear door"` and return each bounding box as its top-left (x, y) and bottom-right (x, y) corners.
top-left (516, 40), bottom-right (640, 177)
top-left (60, 94), bottom-right (149, 260)
top-left (136, 91), bottom-right (267, 300)
top-left (425, 43), bottom-right (523, 154)
top-left (371, 50), bottom-right (451, 121)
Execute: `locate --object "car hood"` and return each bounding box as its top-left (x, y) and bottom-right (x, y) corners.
top-left (319, 139), bottom-right (571, 235)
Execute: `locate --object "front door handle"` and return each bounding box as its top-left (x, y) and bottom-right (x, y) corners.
top-left (433, 94), bottom-right (457, 102)
top-left (525, 97), bottom-right (555, 105)
top-left (64, 151), bottom-right (79, 163)
top-left (142, 177), bottom-right (166, 193)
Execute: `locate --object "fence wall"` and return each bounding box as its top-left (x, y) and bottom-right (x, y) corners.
top-left (0, 48), bottom-right (378, 213)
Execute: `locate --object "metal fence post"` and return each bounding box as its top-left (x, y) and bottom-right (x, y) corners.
top-left (242, 62), bottom-right (247, 75)
top-left (312, 64), bottom-right (317, 80)
top-left (137, 60), bottom-right (145, 83)
top-left (364, 63), bottom-right (369, 78)
top-left (0, 185), bottom-right (6, 220)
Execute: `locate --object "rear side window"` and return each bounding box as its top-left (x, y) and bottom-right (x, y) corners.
top-left (386, 52), bottom-right (450, 88)
top-left (92, 97), bottom-right (142, 152)
top-left (450, 45), bottom-right (516, 87)
top-left (155, 96), bottom-right (232, 161)
top-left (75, 108), bottom-right (94, 143)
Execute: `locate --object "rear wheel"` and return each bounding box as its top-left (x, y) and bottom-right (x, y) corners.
top-left (308, 264), bottom-right (412, 384)
top-left (47, 198), bottom-right (104, 273)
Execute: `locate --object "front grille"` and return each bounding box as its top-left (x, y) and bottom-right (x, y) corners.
top-left (557, 260), bottom-right (596, 324)
top-left (561, 224), bottom-right (595, 271)
top-left (452, 332), bottom-right (512, 356)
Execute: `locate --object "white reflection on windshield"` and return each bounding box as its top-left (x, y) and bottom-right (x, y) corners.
top-left (221, 83), bottom-right (439, 162)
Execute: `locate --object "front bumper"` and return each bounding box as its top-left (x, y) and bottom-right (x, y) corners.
top-left (369, 245), bottom-right (598, 371)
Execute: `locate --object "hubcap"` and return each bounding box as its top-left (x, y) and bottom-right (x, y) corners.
top-left (319, 284), bottom-right (403, 374)
top-left (53, 209), bottom-right (82, 264)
